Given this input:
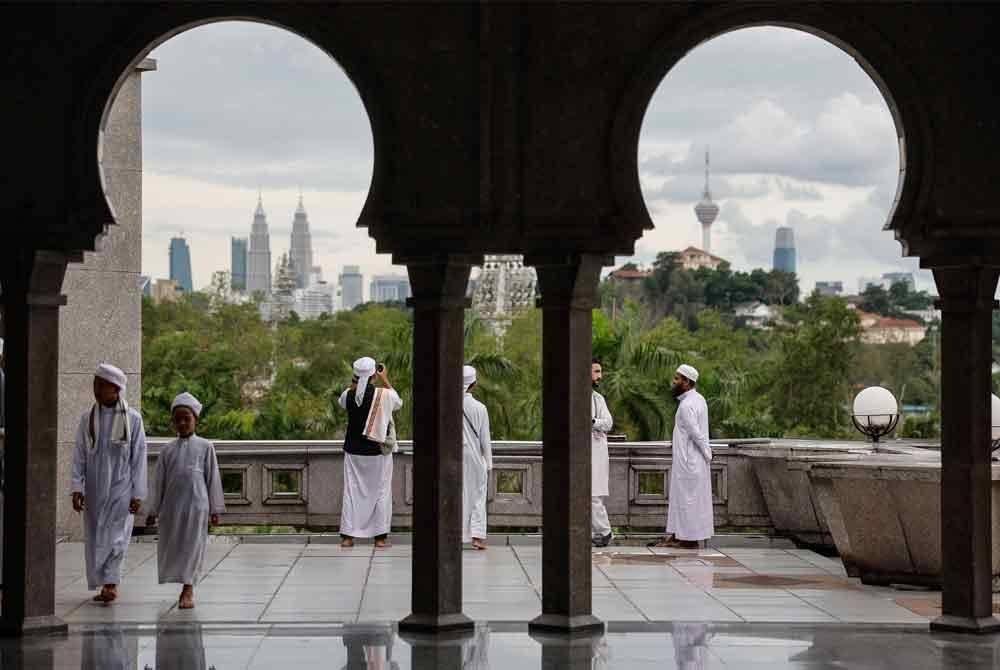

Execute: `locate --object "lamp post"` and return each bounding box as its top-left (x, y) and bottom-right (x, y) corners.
top-left (851, 386), bottom-right (899, 451)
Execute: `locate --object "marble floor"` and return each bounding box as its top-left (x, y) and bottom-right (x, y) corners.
top-left (53, 540), bottom-right (941, 626)
top-left (3, 622), bottom-right (1000, 669)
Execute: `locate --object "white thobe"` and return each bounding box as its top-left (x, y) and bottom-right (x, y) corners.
top-left (461, 624), bottom-right (490, 669)
top-left (156, 625), bottom-right (208, 670)
top-left (82, 629), bottom-right (130, 670)
top-left (146, 435), bottom-right (225, 584)
top-left (462, 393), bottom-right (493, 543)
top-left (672, 623), bottom-right (712, 670)
top-left (666, 389), bottom-right (714, 541)
top-left (71, 406), bottom-right (147, 590)
top-left (591, 390), bottom-right (613, 537)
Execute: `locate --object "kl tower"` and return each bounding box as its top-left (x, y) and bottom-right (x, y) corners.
top-left (693, 148), bottom-right (719, 253)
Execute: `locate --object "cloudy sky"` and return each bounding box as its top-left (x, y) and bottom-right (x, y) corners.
top-left (139, 22), bottom-right (929, 295)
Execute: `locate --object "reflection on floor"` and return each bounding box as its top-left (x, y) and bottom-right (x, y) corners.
top-left (53, 541), bottom-right (943, 625)
top-left (2, 622), bottom-right (1000, 669)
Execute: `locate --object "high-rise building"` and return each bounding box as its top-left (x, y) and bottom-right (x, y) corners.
top-left (339, 265), bottom-right (364, 310)
top-left (294, 282), bottom-right (335, 319)
top-left (369, 274), bottom-right (411, 303)
top-left (231, 237), bottom-right (248, 291)
top-left (693, 148), bottom-right (720, 254)
top-left (289, 194), bottom-right (316, 289)
top-left (773, 226), bottom-right (796, 275)
top-left (815, 281), bottom-right (844, 296)
top-left (246, 194), bottom-right (272, 295)
top-left (168, 236), bottom-right (193, 293)
top-left (471, 255), bottom-right (538, 335)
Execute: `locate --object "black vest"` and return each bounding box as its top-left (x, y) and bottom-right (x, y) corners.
top-left (344, 384), bottom-right (383, 456)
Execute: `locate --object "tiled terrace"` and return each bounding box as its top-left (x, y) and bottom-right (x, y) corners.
top-left (54, 540), bottom-right (939, 626)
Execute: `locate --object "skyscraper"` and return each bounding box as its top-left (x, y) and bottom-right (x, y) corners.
top-left (168, 236), bottom-right (193, 293)
top-left (773, 226), bottom-right (796, 274)
top-left (231, 237), bottom-right (248, 291)
top-left (340, 265), bottom-right (364, 310)
top-left (246, 194), bottom-right (272, 295)
top-left (693, 148), bottom-right (719, 254)
top-left (289, 193), bottom-right (315, 289)
top-left (369, 274), bottom-right (411, 303)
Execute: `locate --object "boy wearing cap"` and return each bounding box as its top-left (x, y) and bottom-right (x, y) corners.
top-left (145, 392), bottom-right (224, 609)
top-left (71, 363), bottom-right (148, 603)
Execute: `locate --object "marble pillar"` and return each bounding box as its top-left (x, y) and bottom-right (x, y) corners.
top-left (526, 253), bottom-right (606, 634)
top-left (930, 266), bottom-right (1000, 633)
top-left (56, 59), bottom-right (155, 539)
top-left (0, 250), bottom-right (70, 636)
top-left (398, 256), bottom-right (476, 633)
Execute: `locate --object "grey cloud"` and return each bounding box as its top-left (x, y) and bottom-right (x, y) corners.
top-left (776, 179), bottom-right (823, 201)
top-left (650, 174), bottom-right (770, 202)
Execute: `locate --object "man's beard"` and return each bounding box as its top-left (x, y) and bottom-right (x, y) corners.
top-left (592, 380), bottom-right (600, 389)
top-left (670, 383), bottom-right (684, 399)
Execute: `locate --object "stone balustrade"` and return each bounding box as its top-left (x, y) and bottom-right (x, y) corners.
top-left (135, 437), bottom-right (773, 532)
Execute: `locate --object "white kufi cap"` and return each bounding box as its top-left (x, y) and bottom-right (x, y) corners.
top-left (95, 363), bottom-right (127, 390)
top-left (171, 391), bottom-right (203, 417)
top-left (353, 356), bottom-right (377, 405)
top-left (677, 364), bottom-right (699, 383)
top-left (463, 365), bottom-right (477, 391)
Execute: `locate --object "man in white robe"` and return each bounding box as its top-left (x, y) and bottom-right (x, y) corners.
top-left (145, 392), bottom-right (225, 609)
top-left (651, 364), bottom-right (713, 549)
top-left (338, 357), bottom-right (402, 548)
top-left (71, 363), bottom-right (147, 603)
top-left (461, 365), bottom-right (493, 550)
top-left (590, 358), bottom-right (614, 547)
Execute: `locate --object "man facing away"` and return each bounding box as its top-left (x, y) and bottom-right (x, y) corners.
top-left (591, 358), bottom-right (614, 548)
top-left (71, 363), bottom-right (148, 603)
top-left (650, 364), bottom-right (713, 549)
top-left (338, 356), bottom-right (402, 548)
top-left (461, 364), bottom-right (493, 550)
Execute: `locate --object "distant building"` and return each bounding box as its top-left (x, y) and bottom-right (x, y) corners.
top-left (139, 275), bottom-right (151, 298)
top-left (470, 255), bottom-right (538, 335)
top-left (858, 276), bottom-right (883, 293)
top-left (734, 302), bottom-right (776, 329)
top-left (340, 265), bottom-right (364, 310)
top-left (678, 246), bottom-right (726, 271)
top-left (608, 267), bottom-right (652, 283)
top-left (247, 194), bottom-right (272, 295)
top-left (231, 237), bottom-right (248, 291)
top-left (168, 236), bottom-right (193, 293)
top-left (857, 311), bottom-right (926, 345)
top-left (882, 272), bottom-right (915, 291)
top-left (815, 281), bottom-right (843, 296)
top-left (369, 274), bottom-right (411, 303)
top-left (294, 282), bottom-right (335, 319)
top-left (772, 226), bottom-right (796, 275)
top-left (693, 148), bottom-right (720, 254)
top-left (152, 278), bottom-right (182, 304)
top-left (289, 194), bottom-right (316, 289)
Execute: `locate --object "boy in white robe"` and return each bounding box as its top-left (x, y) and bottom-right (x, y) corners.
top-left (590, 358), bottom-right (614, 547)
top-left (461, 365), bottom-right (493, 550)
top-left (71, 363), bottom-right (147, 603)
top-left (650, 364), bottom-right (714, 549)
top-left (145, 392), bottom-right (225, 609)
top-left (338, 357), bottom-right (402, 548)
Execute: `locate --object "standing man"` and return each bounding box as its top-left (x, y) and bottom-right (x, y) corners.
top-left (71, 363), bottom-right (148, 603)
top-left (650, 364), bottom-right (713, 549)
top-left (338, 356), bottom-right (402, 548)
top-left (591, 358), bottom-right (614, 548)
top-left (461, 365), bottom-right (493, 550)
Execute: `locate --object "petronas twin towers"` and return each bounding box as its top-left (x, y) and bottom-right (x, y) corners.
top-left (245, 192), bottom-right (317, 295)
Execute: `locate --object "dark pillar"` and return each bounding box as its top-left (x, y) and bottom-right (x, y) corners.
top-left (526, 253), bottom-right (606, 634)
top-left (399, 255), bottom-right (477, 633)
top-left (530, 629), bottom-right (605, 669)
top-left (398, 629), bottom-right (474, 670)
top-left (930, 265), bottom-right (1000, 633)
top-left (0, 249), bottom-right (69, 636)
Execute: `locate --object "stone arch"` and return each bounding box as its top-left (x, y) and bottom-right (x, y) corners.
top-left (610, 6), bottom-right (933, 256)
top-left (68, 7), bottom-right (384, 252)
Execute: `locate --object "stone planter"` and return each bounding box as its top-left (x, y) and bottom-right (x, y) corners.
top-left (807, 455), bottom-right (1000, 590)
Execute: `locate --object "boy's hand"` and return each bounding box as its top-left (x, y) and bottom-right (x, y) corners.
top-left (210, 514), bottom-right (220, 526)
top-left (146, 515), bottom-right (157, 527)
top-left (72, 492), bottom-right (85, 513)
top-left (129, 498), bottom-right (142, 514)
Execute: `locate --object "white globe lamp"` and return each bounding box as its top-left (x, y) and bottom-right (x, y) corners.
top-left (852, 386), bottom-right (899, 445)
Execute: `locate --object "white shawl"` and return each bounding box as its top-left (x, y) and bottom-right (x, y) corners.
top-left (85, 398), bottom-right (132, 450)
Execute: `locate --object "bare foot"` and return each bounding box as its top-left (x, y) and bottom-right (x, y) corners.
top-left (374, 537), bottom-right (390, 549)
top-left (94, 585), bottom-right (118, 603)
top-left (471, 538), bottom-right (488, 551)
top-left (178, 586), bottom-right (194, 609)
top-left (341, 537), bottom-right (355, 548)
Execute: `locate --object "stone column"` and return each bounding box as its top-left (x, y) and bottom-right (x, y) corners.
top-left (399, 630), bottom-right (474, 669)
top-left (0, 249), bottom-right (70, 636)
top-left (530, 630), bottom-right (605, 669)
top-left (930, 265), bottom-right (1000, 633)
top-left (525, 253), bottom-right (606, 634)
top-left (398, 255), bottom-right (477, 633)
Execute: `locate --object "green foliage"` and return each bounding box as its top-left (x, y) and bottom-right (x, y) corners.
top-left (858, 282), bottom-right (934, 319)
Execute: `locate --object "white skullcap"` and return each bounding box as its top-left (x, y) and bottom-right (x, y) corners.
top-left (171, 391), bottom-right (203, 417)
top-left (95, 363), bottom-right (127, 390)
top-left (677, 364), bottom-right (699, 383)
top-left (353, 356), bottom-right (377, 405)
top-left (463, 365), bottom-right (477, 391)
